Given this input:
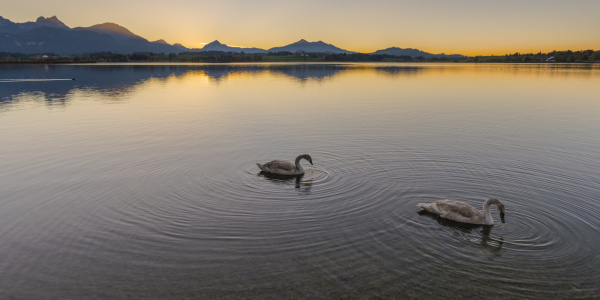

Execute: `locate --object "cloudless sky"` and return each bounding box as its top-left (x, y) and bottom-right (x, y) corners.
top-left (4, 0), bottom-right (600, 55)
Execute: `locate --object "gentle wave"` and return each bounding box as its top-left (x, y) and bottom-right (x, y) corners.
top-left (1, 63), bottom-right (599, 299)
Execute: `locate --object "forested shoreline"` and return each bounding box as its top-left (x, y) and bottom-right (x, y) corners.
top-left (1, 50), bottom-right (598, 63)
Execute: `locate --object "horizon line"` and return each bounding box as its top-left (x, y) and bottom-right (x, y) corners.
top-left (2, 15), bottom-right (598, 57)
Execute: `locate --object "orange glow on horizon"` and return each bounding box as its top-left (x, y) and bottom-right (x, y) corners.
top-left (3, 0), bottom-right (600, 58)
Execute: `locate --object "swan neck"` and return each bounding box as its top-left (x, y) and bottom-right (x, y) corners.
top-left (294, 156), bottom-right (303, 171)
top-left (482, 199), bottom-right (496, 224)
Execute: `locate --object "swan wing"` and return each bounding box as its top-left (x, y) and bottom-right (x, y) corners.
top-left (429, 200), bottom-right (484, 224)
top-left (261, 160), bottom-right (296, 173)
top-left (417, 200), bottom-right (485, 224)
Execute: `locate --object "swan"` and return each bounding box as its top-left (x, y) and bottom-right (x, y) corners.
top-left (417, 198), bottom-right (505, 225)
top-left (256, 154), bottom-right (313, 176)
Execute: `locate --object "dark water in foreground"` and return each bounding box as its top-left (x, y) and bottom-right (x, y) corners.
top-left (1, 63), bottom-right (599, 299)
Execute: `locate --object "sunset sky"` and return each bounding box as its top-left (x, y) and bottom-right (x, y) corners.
top-left (5, 0), bottom-right (600, 55)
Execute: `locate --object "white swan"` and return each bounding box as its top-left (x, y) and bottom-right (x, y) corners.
top-left (417, 198), bottom-right (505, 225)
top-left (256, 154), bottom-right (313, 176)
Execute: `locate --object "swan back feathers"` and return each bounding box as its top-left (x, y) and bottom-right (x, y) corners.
top-left (417, 198), bottom-right (505, 225)
top-left (257, 154), bottom-right (313, 176)
top-left (258, 160), bottom-right (296, 173)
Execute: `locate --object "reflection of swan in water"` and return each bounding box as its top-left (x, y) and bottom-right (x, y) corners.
top-left (258, 172), bottom-right (313, 192)
top-left (256, 154), bottom-right (313, 176)
top-left (479, 226), bottom-right (504, 252)
top-left (417, 198), bottom-right (505, 225)
top-left (418, 210), bottom-right (504, 251)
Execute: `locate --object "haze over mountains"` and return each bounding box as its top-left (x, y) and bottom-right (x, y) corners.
top-left (0, 16), bottom-right (466, 58)
top-left (267, 39), bottom-right (354, 54)
top-left (200, 40), bottom-right (267, 54)
top-left (372, 47), bottom-right (465, 59)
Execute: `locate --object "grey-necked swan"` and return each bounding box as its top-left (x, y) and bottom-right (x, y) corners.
top-left (256, 154), bottom-right (313, 176)
top-left (417, 198), bottom-right (506, 225)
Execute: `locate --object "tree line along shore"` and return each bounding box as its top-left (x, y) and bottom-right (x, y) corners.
top-left (1, 50), bottom-right (598, 64)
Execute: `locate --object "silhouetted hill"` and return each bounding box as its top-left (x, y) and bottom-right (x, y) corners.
top-left (79, 22), bottom-right (142, 40)
top-left (34, 16), bottom-right (69, 30)
top-left (0, 16), bottom-right (187, 55)
top-left (0, 16), bottom-right (470, 58)
top-left (268, 39), bottom-right (354, 54)
top-left (0, 15), bottom-right (69, 34)
top-left (201, 40), bottom-right (266, 54)
top-left (371, 47), bottom-right (466, 59)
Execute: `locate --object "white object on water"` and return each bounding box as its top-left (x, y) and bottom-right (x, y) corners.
top-left (417, 198), bottom-right (506, 225)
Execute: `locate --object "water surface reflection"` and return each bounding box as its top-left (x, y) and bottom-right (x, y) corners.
top-left (0, 64), bottom-right (414, 103)
top-left (418, 210), bottom-right (505, 253)
top-left (1, 63), bottom-right (599, 299)
top-left (2, 63), bottom-right (598, 108)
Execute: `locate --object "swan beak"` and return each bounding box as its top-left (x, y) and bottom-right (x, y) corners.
top-left (500, 212), bottom-right (505, 224)
top-left (309, 159), bottom-right (313, 165)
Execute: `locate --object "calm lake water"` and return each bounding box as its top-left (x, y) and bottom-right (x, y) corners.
top-left (1, 63), bottom-right (599, 299)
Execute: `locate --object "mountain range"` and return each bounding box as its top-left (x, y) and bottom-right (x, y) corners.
top-left (372, 47), bottom-right (466, 59)
top-left (267, 39), bottom-right (354, 54)
top-left (0, 16), bottom-right (185, 54)
top-left (0, 16), bottom-right (466, 58)
top-left (200, 40), bottom-right (267, 54)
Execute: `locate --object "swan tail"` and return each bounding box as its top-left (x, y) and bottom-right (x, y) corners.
top-left (417, 203), bottom-right (437, 214)
top-left (256, 163), bottom-right (268, 172)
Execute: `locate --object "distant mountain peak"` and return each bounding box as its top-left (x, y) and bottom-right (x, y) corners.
top-left (0, 15), bottom-right (187, 55)
top-left (0, 16), bottom-right (469, 57)
top-left (206, 40), bottom-right (225, 46)
top-left (36, 16), bottom-right (58, 23)
top-left (87, 23), bottom-right (136, 36)
top-left (268, 39), bottom-right (353, 54)
top-left (371, 47), bottom-right (466, 59)
top-left (200, 40), bottom-right (266, 54)
top-left (35, 16), bottom-right (69, 29)
top-left (0, 16), bottom-right (11, 26)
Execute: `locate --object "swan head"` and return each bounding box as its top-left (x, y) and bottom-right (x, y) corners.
top-left (497, 202), bottom-right (506, 223)
top-left (299, 154), bottom-right (313, 165)
top-left (486, 198), bottom-right (506, 224)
